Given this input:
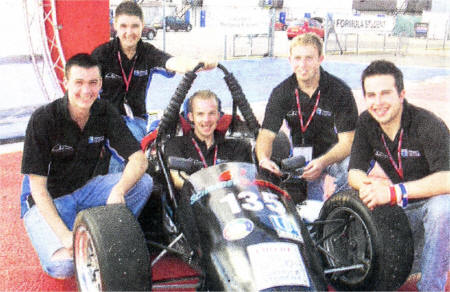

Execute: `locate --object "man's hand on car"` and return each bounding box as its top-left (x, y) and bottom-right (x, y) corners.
top-left (359, 178), bottom-right (391, 210)
top-left (259, 158), bottom-right (282, 176)
top-left (302, 158), bottom-right (325, 181)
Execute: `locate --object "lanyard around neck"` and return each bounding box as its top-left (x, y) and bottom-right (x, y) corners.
top-left (117, 51), bottom-right (137, 93)
top-left (295, 88), bottom-right (321, 133)
top-left (381, 128), bottom-right (404, 180)
top-left (191, 138), bottom-right (218, 168)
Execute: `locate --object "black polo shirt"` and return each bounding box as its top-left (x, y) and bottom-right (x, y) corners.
top-left (21, 96), bottom-right (141, 198)
top-left (349, 100), bottom-right (449, 184)
top-left (164, 131), bottom-right (252, 166)
top-left (262, 68), bottom-right (358, 158)
top-left (92, 38), bottom-right (172, 118)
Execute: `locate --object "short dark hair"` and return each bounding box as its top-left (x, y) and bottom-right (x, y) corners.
top-left (65, 53), bottom-right (101, 79)
top-left (115, 1), bottom-right (144, 22)
top-left (361, 60), bottom-right (404, 96)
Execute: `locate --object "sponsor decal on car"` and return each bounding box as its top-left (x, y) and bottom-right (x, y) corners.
top-left (190, 180), bottom-right (234, 205)
top-left (269, 215), bottom-right (303, 243)
top-left (247, 242), bottom-right (310, 290)
top-left (223, 218), bottom-right (254, 241)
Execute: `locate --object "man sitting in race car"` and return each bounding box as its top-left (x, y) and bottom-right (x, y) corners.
top-left (348, 60), bottom-right (449, 291)
top-left (164, 90), bottom-right (253, 190)
top-left (20, 53), bottom-right (152, 279)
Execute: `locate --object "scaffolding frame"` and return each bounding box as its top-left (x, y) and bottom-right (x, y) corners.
top-left (23, 0), bottom-right (65, 101)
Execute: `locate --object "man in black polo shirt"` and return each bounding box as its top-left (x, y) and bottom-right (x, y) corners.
top-left (164, 90), bottom-right (252, 189)
top-left (92, 1), bottom-right (217, 152)
top-left (256, 33), bottom-right (358, 202)
top-left (348, 60), bottom-right (449, 291)
top-left (20, 54), bottom-right (152, 279)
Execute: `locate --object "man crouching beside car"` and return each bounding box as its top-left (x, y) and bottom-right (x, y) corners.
top-left (348, 60), bottom-right (449, 291)
top-left (20, 53), bottom-right (152, 278)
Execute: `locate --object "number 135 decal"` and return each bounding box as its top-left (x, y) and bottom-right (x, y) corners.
top-left (220, 191), bottom-right (286, 215)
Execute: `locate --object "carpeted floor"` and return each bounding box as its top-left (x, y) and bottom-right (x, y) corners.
top-left (0, 151), bottom-right (78, 291)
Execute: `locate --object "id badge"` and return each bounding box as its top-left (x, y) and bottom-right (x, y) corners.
top-left (293, 146), bottom-right (313, 163)
top-left (123, 102), bottom-right (134, 119)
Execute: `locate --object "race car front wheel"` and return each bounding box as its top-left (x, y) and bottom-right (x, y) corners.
top-left (74, 205), bottom-right (151, 291)
top-left (317, 190), bottom-right (413, 291)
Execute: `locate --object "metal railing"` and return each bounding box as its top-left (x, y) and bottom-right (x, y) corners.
top-left (325, 32), bottom-right (449, 56)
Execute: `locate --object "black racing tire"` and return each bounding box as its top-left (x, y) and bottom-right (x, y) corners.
top-left (73, 205), bottom-right (151, 291)
top-left (317, 190), bottom-right (413, 291)
top-left (186, 24), bottom-right (192, 32)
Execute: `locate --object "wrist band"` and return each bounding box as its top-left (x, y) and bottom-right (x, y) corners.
top-left (392, 183), bottom-right (408, 208)
top-left (389, 186), bottom-right (397, 206)
top-left (398, 183), bottom-right (408, 208)
top-left (394, 184), bottom-right (402, 205)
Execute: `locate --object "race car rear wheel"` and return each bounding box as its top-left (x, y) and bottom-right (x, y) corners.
top-left (74, 205), bottom-right (151, 291)
top-left (317, 190), bottom-right (413, 291)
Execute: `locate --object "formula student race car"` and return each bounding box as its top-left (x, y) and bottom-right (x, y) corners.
top-left (72, 64), bottom-right (414, 291)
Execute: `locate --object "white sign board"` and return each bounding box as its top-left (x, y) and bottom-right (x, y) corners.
top-left (247, 242), bottom-right (310, 290)
top-left (207, 6), bottom-right (271, 34)
top-left (333, 14), bottom-right (395, 33)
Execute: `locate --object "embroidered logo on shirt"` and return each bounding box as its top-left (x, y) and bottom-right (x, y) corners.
top-left (375, 150), bottom-right (388, 159)
top-left (376, 149), bottom-right (421, 159)
top-left (401, 149), bottom-right (421, 157)
top-left (316, 108), bottom-right (332, 117)
top-left (134, 69), bottom-right (148, 77)
top-left (286, 110), bottom-right (298, 118)
top-left (105, 72), bottom-right (121, 80)
top-left (88, 136), bottom-right (105, 144)
top-left (287, 108), bottom-right (332, 117)
top-left (51, 144), bottom-right (74, 153)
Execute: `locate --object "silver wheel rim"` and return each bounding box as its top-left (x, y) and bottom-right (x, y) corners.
top-left (75, 225), bottom-right (102, 292)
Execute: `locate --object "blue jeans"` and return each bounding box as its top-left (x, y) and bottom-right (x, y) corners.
top-left (306, 156), bottom-right (350, 201)
top-left (109, 116), bottom-right (148, 173)
top-left (22, 173), bottom-right (152, 279)
top-left (404, 194), bottom-right (449, 291)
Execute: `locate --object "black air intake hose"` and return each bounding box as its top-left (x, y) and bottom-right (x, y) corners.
top-left (157, 70), bottom-right (198, 140)
top-left (222, 71), bottom-right (260, 136)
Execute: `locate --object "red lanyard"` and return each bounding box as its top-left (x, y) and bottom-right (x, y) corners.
top-left (295, 89), bottom-right (321, 133)
top-left (117, 51), bottom-right (137, 93)
top-left (381, 129), bottom-right (404, 180)
top-left (191, 138), bottom-right (218, 168)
